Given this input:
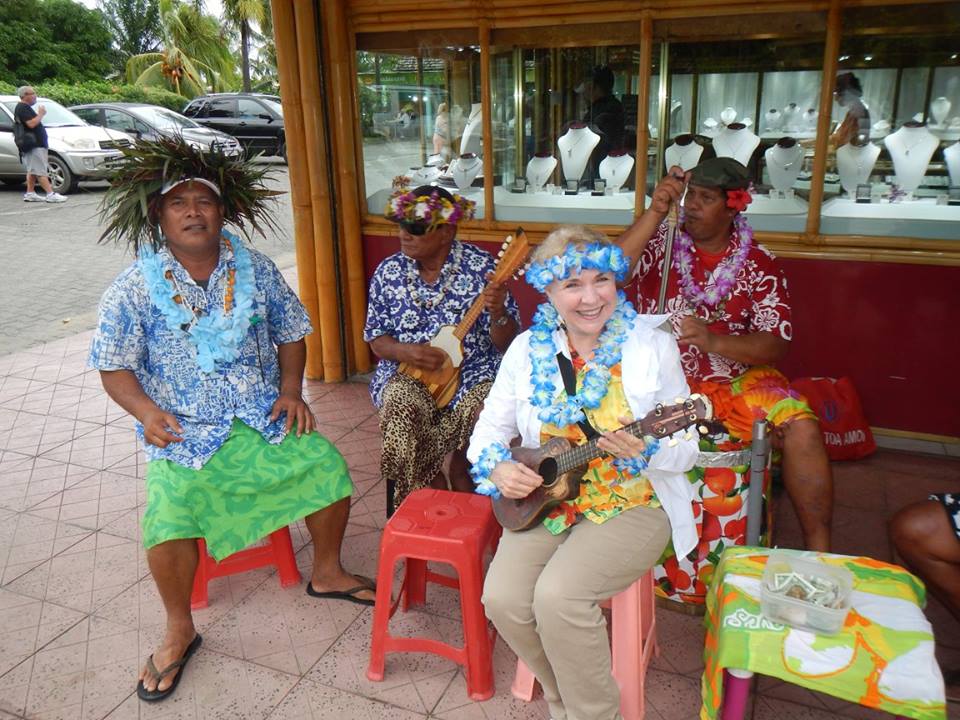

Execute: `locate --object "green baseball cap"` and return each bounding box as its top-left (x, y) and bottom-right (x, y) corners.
top-left (689, 157), bottom-right (750, 191)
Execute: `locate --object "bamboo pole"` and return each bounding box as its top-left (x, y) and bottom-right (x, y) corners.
top-left (804, 0), bottom-right (842, 242)
top-left (322, 0), bottom-right (373, 374)
top-left (270, 0), bottom-right (325, 380)
top-left (635, 14), bottom-right (652, 217)
top-left (480, 22), bottom-right (494, 229)
top-left (293, 0), bottom-right (345, 380)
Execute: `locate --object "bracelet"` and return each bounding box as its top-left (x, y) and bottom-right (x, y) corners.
top-left (470, 442), bottom-right (512, 498)
top-left (612, 436), bottom-right (660, 477)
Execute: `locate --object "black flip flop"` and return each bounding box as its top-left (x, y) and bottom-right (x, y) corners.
top-left (136, 634), bottom-right (203, 702)
top-left (306, 575), bottom-right (377, 606)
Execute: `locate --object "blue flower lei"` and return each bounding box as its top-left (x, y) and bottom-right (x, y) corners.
top-left (529, 290), bottom-right (636, 428)
top-left (139, 229), bottom-right (256, 373)
top-left (612, 437), bottom-right (660, 476)
top-left (470, 443), bottom-right (511, 498)
top-left (525, 242), bottom-right (631, 293)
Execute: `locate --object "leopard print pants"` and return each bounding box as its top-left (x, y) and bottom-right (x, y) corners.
top-left (379, 373), bottom-right (492, 516)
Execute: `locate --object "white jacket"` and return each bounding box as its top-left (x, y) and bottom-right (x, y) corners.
top-left (467, 314), bottom-right (699, 558)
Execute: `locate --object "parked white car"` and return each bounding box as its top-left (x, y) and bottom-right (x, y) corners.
top-left (0, 96), bottom-right (132, 194)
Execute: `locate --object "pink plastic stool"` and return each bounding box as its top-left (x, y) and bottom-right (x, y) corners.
top-left (190, 526), bottom-right (301, 610)
top-left (511, 569), bottom-right (658, 719)
top-left (366, 489), bottom-right (502, 701)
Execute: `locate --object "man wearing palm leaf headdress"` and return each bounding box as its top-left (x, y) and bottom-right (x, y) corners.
top-left (89, 138), bottom-right (374, 703)
top-left (617, 157), bottom-right (833, 553)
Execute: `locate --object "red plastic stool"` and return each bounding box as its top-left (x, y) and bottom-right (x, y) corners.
top-left (366, 489), bottom-right (502, 700)
top-left (190, 526), bottom-right (302, 609)
top-left (511, 569), bottom-right (658, 719)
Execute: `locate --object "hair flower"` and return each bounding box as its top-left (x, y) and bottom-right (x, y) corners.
top-left (725, 188), bottom-right (753, 213)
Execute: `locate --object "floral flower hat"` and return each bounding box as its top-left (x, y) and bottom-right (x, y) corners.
top-left (384, 184), bottom-right (476, 236)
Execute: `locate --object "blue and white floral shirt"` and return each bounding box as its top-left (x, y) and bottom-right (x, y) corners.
top-left (89, 237), bottom-right (313, 469)
top-left (363, 240), bottom-right (519, 409)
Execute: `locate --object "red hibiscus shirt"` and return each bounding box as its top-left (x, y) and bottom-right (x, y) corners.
top-left (633, 222), bottom-right (793, 383)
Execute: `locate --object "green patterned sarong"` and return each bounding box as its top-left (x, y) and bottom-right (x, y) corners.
top-left (143, 420), bottom-right (353, 560)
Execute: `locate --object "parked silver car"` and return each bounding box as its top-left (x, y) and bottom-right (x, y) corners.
top-left (0, 96), bottom-right (131, 194)
top-left (70, 103), bottom-right (242, 157)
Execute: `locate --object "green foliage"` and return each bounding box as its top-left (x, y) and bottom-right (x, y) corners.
top-left (99, 0), bottom-right (163, 74)
top-left (21, 80), bottom-right (187, 112)
top-left (0, 0), bottom-right (114, 84)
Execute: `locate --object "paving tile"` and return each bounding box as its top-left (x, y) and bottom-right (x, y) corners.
top-left (268, 676), bottom-right (428, 720)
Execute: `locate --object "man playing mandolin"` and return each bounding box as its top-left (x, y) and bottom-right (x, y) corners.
top-left (617, 157), bottom-right (834, 551)
top-left (365, 185), bottom-right (520, 515)
top-left (468, 226), bottom-right (699, 720)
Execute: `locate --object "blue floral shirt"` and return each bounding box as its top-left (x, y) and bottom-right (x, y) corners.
top-left (89, 238), bottom-right (313, 469)
top-left (363, 240), bottom-right (519, 409)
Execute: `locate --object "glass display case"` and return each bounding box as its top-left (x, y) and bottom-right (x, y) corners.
top-left (356, 32), bottom-right (486, 218)
top-left (820, 4), bottom-right (960, 241)
top-left (489, 38), bottom-right (642, 225)
top-left (656, 17), bottom-right (826, 233)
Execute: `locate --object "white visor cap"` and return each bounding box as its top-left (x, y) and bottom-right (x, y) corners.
top-left (160, 177), bottom-right (222, 197)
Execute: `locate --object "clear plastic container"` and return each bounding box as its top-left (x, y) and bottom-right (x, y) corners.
top-left (760, 552), bottom-right (853, 635)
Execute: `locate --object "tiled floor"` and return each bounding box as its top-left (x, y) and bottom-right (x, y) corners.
top-left (0, 330), bottom-right (958, 720)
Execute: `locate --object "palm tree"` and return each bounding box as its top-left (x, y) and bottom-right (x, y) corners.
top-left (125, 0), bottom-right (237, 98)
top-left (222, 0), bottom-right (268, 93)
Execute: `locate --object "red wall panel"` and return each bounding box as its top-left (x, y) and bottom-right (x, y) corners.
top-left (362, 233), bottom-right (960, 437)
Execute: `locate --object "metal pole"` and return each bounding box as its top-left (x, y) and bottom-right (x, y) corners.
top-left (746, 419), bottom-right (769, 547)
top-left (655, 203), bottom-right (678, 314)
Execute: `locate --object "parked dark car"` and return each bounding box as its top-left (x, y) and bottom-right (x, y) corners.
top-left (69, 103), bottom-right (242, 157)
top-left (182, 94), bottom-right (285, 161)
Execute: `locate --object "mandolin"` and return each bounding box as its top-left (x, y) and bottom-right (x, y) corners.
top-left (492, 395), bottom-right (713, 531)
top-left (398, 229), bottom-right (530, 408)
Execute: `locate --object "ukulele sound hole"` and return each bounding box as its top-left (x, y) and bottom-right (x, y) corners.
top-left (538, 457), bottom-right (558, 487)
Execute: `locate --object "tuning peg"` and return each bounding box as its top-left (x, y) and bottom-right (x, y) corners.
top-left (518, 268), bottom-right (525, 275)
top-left (498, 250), bottom-right (504, 258)
top-left (674, 397), bottom-right (684, 404)
top-left (684, 431), bottom-right (693, 441)
top-left (691, 393), bottom-right (701, 399)
top-left (698, 425), bottom-right (709, 435)
top-left (502, 241), bottom-right (509, 249)
top-left (668, 438), bottom-right (678, 447)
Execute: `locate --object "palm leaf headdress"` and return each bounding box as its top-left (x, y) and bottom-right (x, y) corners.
top-left (98, 135), bottom-right (283, 254)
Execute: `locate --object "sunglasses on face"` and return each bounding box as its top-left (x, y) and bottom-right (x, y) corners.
top-left (401, 222), bottom-right (429, 236)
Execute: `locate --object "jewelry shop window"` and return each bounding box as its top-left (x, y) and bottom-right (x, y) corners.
top-left (356, 30), bottom-right (485, 218)
top-left (819, 4), bottom-right (960, 241)
top-left (654, 13), bottom-right (826, 234)
top-left (489, 25), bottom-right (642, 226)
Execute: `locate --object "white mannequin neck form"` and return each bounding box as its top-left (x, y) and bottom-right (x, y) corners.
top-left (664, 138), bottom-right (704, 172)
top-left (883, 124), bottom-right (938, 193)
top-left (835, 141), bottom-right (881, 194)
top-left (598, 153), bottom-right (635, 191)
top-left (459, 104), bottom-right (483, 156)
top-left (944, 141), bottom-right (960, 186)
top-left (451, 154), bottom-right (483, 191)
top-left (765, 140), bottom-right (804, 192)
top-left (557, 125), bottom-right (600, 184)
top-left (713, 126), bottom-right (760, 166)
top-left (526, 155), bottom-right (558, 192)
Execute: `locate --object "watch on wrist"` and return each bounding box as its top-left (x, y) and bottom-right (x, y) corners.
top-left (493, 314), bottom-right (510, 328)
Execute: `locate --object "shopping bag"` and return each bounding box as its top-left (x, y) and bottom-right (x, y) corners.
top-left (790, 376), bottom-right (876, 461)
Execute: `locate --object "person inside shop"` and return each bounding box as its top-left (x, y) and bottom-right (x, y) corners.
top-left (469, 225), bottom-right (698, 720)
top-left (890, 494), bottom-right (960, 701)
top-left (89, 137), bottom-right (375, 703)
top-left (364, 185), bottom-right (520, 516)
top-left (831, 71), bottom-right (871, 148)
top-left (616, 157), bottom-right (834, 552)
top-left (433, 101), bottom-right (452, 157)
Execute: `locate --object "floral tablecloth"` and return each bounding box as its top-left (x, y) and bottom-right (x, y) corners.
top-left (701, 547), bottom-right (946, 720)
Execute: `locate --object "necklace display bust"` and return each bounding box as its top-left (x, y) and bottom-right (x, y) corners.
top-left (930, 96), bottom-right (952, 127)
top-left (459, 103), bottom-right (483, 156)
top-left (781, 103), bottom-right (800, 132)
top-left (713, 123), bottom-right (760, 166)
top-left (944, 141), bottom-right (960, 187)
top-left (525, 153), bottom-right (557, 192)
top-left (409, 165), bottom-right (441, 185)
top-left (802, 108), bottom-right (818, 131)
top-left (664, 134), bottom-right (705, 171)
top-left (763, 109), bottom-right (782, 133)
top-left (450, 152), bottom-right (483, 191)
top-left (836, 138), bottom-right (881, 195)
top-left (883, 122), bottom-right (939, 193)
top-left (557, 124), bottom-right (600, 184)
top-left (720, 107), bottom-right (738, 126)
top-left (598, 150), bottom-right (634, 192)
top-left (765, 137), bottom-right (804, 192)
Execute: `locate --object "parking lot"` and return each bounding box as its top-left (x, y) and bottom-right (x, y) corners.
top-left (0, 161), bottom-right (296, 355)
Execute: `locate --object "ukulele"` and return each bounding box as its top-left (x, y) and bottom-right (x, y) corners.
top-left (492, 395), bottom-right (713, 531)
top-left (398, 229), bottom-right (531, 408)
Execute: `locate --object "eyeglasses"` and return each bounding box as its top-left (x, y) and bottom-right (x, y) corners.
top-left (401, 222), bottom-right (429, 236)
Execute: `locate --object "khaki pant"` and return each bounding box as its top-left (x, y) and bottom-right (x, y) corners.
top-left (482, 505), bottom-right (671, 720)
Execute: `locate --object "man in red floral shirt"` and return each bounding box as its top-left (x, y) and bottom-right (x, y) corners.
top-left (616, 158), bottom-right (833, 552)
